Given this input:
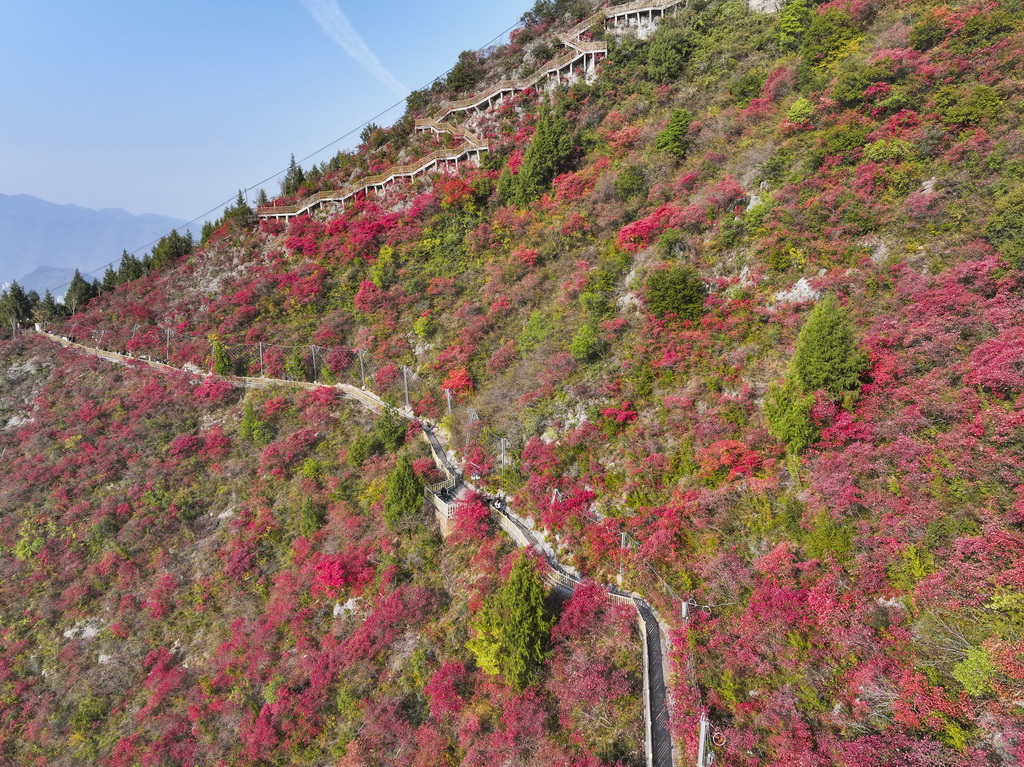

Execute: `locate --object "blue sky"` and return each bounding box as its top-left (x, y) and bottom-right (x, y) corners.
top-left (0, 0), bottom-right (530, 224)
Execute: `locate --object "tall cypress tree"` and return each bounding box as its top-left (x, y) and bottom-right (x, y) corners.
top-left (467, 553), bottom-right (552, 689)
top-left (64, 270), bottom-right (97, 314)
top-left (383, 454), bottom-right (424, 531)
top-left (764, 295), bottom-right (867, 455)
top-left (791, 295), bottom-right (867, 395)
top-left (500, 104), bottom-right (573, 206)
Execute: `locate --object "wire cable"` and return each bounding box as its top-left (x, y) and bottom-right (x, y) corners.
top-left (41, 17), bottom-right (524, 297)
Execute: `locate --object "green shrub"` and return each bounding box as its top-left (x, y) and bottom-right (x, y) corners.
top-left (240, 401), bottom-right (272, 445)
top-left (466, 553), bottom-right (553, 689)
top-left (519, 309), bottom-right (555, 353)
top-left (729, 69), bottom-right (766, 104)
top-left (786, 97), bottom-right (814, 123)
top-left (569, 322), bottom-right (605, 361)
top-left (500, 104), bottom-right (573, 206)
top-left (212, 340), bottom-right (232, 376)
top-left (832, 63), bottom-right (889, 107)
top-left (909, 10), bottom-right (948, 51)
top-left (779, 0), bottom-right (813, 51)
top-left (804, 510), bottom-right (854, 562)
top-left (863, 138), bottom-right (913, 163)
top-left (763, 378), bottom-right (818, 455)
top-left (887, 545), bottom-right (935, 591)
top-left (374, 407), bottom-right (407, 452)
top-left (952, 647), bottom-right (997, 696)
top-left (799, 9), bottom-right (860, 80)
top-left (822, 123), bottom-right (872, 160)
top-left (646, 27), bottom-right (693, 83)
top-left (645, 265), bottom-right (707, 320)
top-left (614, 165), bottom-right (649, 201)
top-left (985, 186), bottom-right (1024, 268)
top-left (952, 10), bottom-right (1014, 52)
top-left (348, 433), bottom-right (382, 467)
top-left (298, 496), bottom-right (327, 536)
top-left (934, 85), bottom-right (1002, 126)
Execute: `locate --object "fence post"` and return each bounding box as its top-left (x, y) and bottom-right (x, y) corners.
top-left (444, 388), bottom-right (452, 415)
top-left (311, 345), bottom-right (318, 382)
top-left (165, 328), bottom-right (171, 364)
top-left (358, 349), bottom-right (366, 388)
top-left (402, 366), bottom-right (410, 411)
top-left (258, 342), bottom-right (264, 377)
top-left (697, 712), bottom-right (709, 767)
top-left (500, 437), bottom-right (508, 494)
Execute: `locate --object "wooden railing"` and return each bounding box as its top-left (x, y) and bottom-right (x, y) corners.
top-left (257, 0), bottom-right (687, 222)
top-left (256, 140), bottom-right (488, 219)
top-left (433, 0), bottom-right (687, 120)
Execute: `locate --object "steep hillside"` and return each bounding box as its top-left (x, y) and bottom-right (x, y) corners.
top-left (4, 0), bottom-right (1024, 764)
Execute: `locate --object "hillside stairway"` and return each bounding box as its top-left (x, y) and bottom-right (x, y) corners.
top-left (256, 0), bottom-right (685, 223)
top-left (36, 328), bottom-right (695, 767)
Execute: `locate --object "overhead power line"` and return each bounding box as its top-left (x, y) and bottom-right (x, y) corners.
top-left (43, 17), bottom-right (523, 297)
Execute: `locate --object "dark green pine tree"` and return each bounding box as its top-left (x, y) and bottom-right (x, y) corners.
top-left (149, 229), bottom-right (194, 271)
top-left (282, 154), bottom-right (305, 196)
top-left (467, 552), bottom-right (552, 690)
top-left (764, 296), bottom-right (866, 455)
top-left (645, 265), bottom-right (707, 320)
top-left (500, 104), bottom-right (573, 206)
top-left (117, 250), bottom-right (147, 283)
top-left (102, 265), bottom-right (120, 292)
top-left (64, 270), bottom-right (97, 314)
top-left (791, 295), bottom-right (867, 395)
top-left (383, 454), bottom-right (424, 531)
top-left (654, 109), bottom-right (694, 161)
top-left (34, 290), bottom-right (63, 322)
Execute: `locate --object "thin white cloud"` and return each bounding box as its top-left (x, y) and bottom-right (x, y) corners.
top-left (300, 0), bottom-right (408, 98)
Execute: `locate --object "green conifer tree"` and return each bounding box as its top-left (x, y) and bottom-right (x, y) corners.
top-left (212, 340), bottom-right (232, 376)
top-left (654, 109), bottom-right (694, 161)
top-left (502, 104), bottom-right (573, 206)
top-left (383, 454), bottom-right (424, 531)
top-left (467, 553), bottom-right (552, 689)
top-left (64, 270), bottom-right (97, 314)
top-left (645, 265), bottom-right (707, 320)
top-left (778, 0), bottom-right (813, 51)
top-left (791, 295), bottom-right (867, 395)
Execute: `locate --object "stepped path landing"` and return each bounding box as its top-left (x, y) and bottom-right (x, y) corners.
top-left (256, 0), bottom-right (685, 223)
top-left (36, 329), bottom-right (686, 766)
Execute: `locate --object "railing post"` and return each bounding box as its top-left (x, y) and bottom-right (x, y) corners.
top-left (500, 437), bottom-right (508, 493)
top-left (697, 713), bottom-right (709, 767)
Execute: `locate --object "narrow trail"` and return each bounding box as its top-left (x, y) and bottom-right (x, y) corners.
top-left (36, 330), bottom-right (687, 766)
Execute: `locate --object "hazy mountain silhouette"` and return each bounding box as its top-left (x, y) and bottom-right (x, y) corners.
top-left (0, 193), bottom-right (187, 290)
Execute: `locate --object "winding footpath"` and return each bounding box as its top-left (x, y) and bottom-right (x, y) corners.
top-left (36, 330), bottom-right (683, 766)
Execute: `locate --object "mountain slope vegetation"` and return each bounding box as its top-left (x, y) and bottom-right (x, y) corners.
top-left (3, 0), bottom-right (1024, 764)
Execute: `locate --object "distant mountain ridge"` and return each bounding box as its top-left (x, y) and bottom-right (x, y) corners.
top-left (0, 193), bottom-right (187, 291)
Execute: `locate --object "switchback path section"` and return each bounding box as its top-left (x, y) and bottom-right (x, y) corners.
top-left (36, 330), bottom-right (680, 766)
